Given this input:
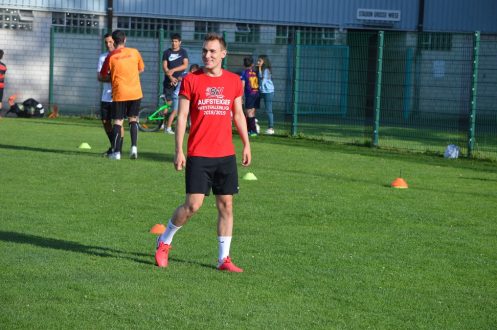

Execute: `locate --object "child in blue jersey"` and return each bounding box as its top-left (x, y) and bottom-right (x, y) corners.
top-left (240, 57), bottom-right (260, 136)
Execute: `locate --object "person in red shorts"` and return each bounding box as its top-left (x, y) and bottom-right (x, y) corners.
top-left (155, 33), bottom-right (251, 272)
top-left (0, 50), bottom-right (7, 116)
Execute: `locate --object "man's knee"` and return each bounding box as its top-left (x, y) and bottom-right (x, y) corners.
top-left (184, 199), bottom-right (203, 215)
top-left (216, 197), bottom-right (233, 214)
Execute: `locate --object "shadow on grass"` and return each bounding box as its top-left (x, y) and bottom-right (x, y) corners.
top-left (0, 230), bottom-right (216, 270)
top-left (138, 151), bottom-right (174, 163)
top-left (5, 118), bottom-right (101, 128)
top-left (254, 135), bottom-right (497, 173)
top-left (0, 143), bottom-right (98, 158)
top-left (458, 176), bottom-right (497, 183)
top-left (0, 143), bottom-right (174, 163)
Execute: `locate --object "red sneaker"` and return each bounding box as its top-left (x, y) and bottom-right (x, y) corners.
top-left (155, 242), bottom-right (171, 267)
top-left (218, 256), bottom-right (243, 273)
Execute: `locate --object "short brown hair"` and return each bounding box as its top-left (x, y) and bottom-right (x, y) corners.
top-left (111, 30), bottom-right (126, 46)
top-left (204, 33), bottom-right (226, 50)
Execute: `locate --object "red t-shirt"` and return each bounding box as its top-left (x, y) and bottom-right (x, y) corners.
top-left (180, 69), bottom-right (243, 157)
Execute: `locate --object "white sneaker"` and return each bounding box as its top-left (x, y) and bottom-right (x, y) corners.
top-left (130, 146), bottom-right (138, 159)
top-left (165, 127), bottom-right (175, 135)
top-left (265, 128), bottom-right (275, 135)
top-left (109, 152), bottom-right (121, 160)
top-left (255, 119), bottom-right (260, 134)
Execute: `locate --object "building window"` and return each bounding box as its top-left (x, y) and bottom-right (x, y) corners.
top-left (52, 12), bottom-right (99, 34)
top-left (299, 26), bottom-right (336, 45)
top-left (194, 21), bottom-right (220, 40)
top-left (276, 25), bottom-right (336, 45)
top-left (235, 23), bottom-right (259, 43)
top-left (117, 17), bottom-right (181, 38)
top-left (0, 8), bottom-right (33, 31)
top-left (419, 33), bottom-right (452, 51)
top-left (276, 26), bottom-right (290, 44)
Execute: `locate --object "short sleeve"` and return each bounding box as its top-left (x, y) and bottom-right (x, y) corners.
top-left (179, 74), bottom-right (192, 100)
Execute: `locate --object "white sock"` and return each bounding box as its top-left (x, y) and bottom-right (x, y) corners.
top-left (158, 219), bottom-right (181, 245)
top-left (218, 236), bottom-right (232, 266)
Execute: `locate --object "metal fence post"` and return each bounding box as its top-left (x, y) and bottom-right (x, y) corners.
top-left (222, 31), bottom-right (227, 69)
top-left (158, 28), bottom-right (164, 103)
top-left (372, 31), bottom-right (384, 147)
top-left (100, 29), bottom-right (105, 52)
top-left (468, 31), bottom-right (480, 157)
top-left (291, 30), bottom-right (301, 136)
top-left (49, 26), bottom-right (55, 108)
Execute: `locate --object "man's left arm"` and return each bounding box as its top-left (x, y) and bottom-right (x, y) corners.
top-left (138, 51), bottom-right (145, 73)
top-left (98, 55), bottom-right (111, 82)
top-left (169, 57), bottom-right (189, 76)
top-left (232, 96), bottom-right (251, 167)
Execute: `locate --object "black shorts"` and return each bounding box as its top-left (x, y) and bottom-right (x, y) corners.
top-left (0, 89), bottom-right (3, 102)
top-left (185, 155), bottom-right (239, 196)
top-left (112, 99), bottom-right (141, 120)
top-left (244, 93), bottom-right (260, 109)
top-left (163, 83), bottom-right (176, 101)
top-left (100, 101), bottom-right (112, 121)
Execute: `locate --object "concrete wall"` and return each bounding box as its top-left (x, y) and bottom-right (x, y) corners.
top-left (51, 32), bottom-right (101, 114)
top-left (417, 34), bottom-right (473, 117)
top-left (477, 35), bottom-right (497, 116)
top-left (1, 11), bottom-right (52, 106)
top-left (0, 9), bottom-right (495, 121)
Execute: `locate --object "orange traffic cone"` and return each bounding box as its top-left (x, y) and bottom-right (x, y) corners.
top-left (8, 94), bottom-right (17, 106)
top-left (391, 177), bottom-right (408, 189)
top-left (150, 223), bottom-right (166, 234)
top-left (48, 104), bottom-right (59, 118)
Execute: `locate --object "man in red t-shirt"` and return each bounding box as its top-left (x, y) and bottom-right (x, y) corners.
top-left (155, 33), bottom-right (251, 272)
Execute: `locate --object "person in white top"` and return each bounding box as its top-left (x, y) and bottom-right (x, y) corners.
top-left (257, 55), bottom-right (275, 135)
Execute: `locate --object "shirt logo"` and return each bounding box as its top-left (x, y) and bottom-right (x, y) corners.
top-left (198, 88), bottom-right (231, 115)
top-left (168, 54), bottom-right (182, 62)
top-left (205, 87), bottom-right (225, 99)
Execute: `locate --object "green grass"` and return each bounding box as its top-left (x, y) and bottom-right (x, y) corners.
top-left (1, 117), bottom-right (496, 329)
top-left (277, 117), bottom-right (497, 161)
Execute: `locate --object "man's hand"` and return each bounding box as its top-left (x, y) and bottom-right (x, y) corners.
top-left (174, 151), bottom-right (186, 171)
top-left (170, 76), bottom-right (178, 86)
top-left (241, 145), bottom-right (251, 167)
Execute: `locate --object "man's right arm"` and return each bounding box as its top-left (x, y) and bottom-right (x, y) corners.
top-left (174, 95), bottom-right (190, 171)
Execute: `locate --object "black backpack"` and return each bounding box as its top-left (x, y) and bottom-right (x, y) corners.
top-left (9, 98), bottom-right (45, 118)
top-left (21, 98), bottom-right (45, 118)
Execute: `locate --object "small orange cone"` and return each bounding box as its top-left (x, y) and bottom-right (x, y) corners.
top-left (150, 223), bottom-right (166, 234)
top-left (391, 177), bottom-right (408, 189)
top-left (8, 94), bottom-right (17, 106)
top-left (48, 104), bottom-right (59, 118)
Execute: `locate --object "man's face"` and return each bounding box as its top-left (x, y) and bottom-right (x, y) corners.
top-left (202, 40), bottom-right (226, 70)
top-left (171, 39), bottom-right (181, 51)
top-left (105, 36), bottom-right (115, 52)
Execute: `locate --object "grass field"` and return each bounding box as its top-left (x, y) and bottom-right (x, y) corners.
top-left (285, 118), bottom-right (497, 161)
top-left (1, 117), bottom-right (496, 329)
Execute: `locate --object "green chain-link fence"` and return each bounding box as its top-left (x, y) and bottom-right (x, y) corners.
top-left (49, 28), bottom-right (497, 160)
